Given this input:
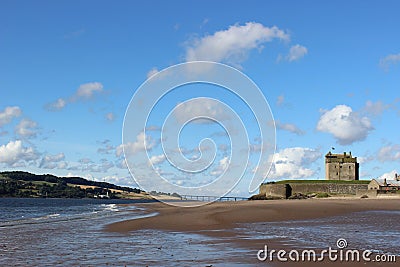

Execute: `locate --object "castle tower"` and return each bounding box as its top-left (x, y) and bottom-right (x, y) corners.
top-left (325, 151), bottom-right (359, 181)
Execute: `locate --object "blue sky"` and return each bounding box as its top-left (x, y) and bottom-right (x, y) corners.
top-left (1, 1), bottom-right (400, 196)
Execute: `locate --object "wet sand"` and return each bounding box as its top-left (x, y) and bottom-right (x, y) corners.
top-left (106, 198), bottom-right (400, 234)
top-left (106, 199), bottom-right (400, 266)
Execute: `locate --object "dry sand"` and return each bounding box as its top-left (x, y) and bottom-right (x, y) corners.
top-left (106, 199), bottom-right (400, 266)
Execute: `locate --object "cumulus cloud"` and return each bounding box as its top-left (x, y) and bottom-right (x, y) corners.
top-left (47, 98), bottom-right (67, 111)
top-left (116, 132), bottom-right (156, 157)
top-left (379, 53), bottom-right (400, 71)
top-left (285, 44), bottom-right (308, 62)
top-left (148, 154), bottom-right (166, 165)
top-left (377, 144), bottom-right (400, 162)
top-left (210, 156), bottom-right (229, 176)
top-left (0, 140), bottom-right (39, 166)
top-left (316, 105), bottom-right (374, 145)
top-left (39, 153), bottom-right (66, 169)
top-left (173, 98), bottom-right (231, 124)
top-left (15, 119), bottom-right (38, 138)
top-left (46, 82), bottom-right (104, 111)
top-left (75, 82), bottom-right (103, 99)
top-left (275, 120), bottom-right (305, 135)
top-left (266, 147), bottom-right (321, 179)
top-left (378, 170), bottom-right (399, 180)
top-left (0, 106), bottom-right (22, 127)
top-left (185, 22), bottom-right (289, 66)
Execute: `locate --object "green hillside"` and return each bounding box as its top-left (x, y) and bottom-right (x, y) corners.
top-left (0, 171), bottom-right (142, 198)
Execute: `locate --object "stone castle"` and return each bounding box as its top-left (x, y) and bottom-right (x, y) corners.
top-left (259, 150), bottom-right (400, 199)
top-left (325, 151), bottom-right (359, 181)
top-left (259, 151), bottom-right (366, 199)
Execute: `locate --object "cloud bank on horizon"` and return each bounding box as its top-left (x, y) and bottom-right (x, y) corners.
top-left (1, 1), bottom-right (400, 195)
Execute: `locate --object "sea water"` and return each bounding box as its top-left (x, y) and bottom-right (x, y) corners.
top-left (239, 210), bottom-right (400, 256)
top-left (0, 198), bottom-right (256, 266)
top-left (2, 198), bottom-right (398, 266)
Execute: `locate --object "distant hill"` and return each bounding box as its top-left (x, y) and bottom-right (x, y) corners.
top-left (0, 171), bottom-right (143, 199)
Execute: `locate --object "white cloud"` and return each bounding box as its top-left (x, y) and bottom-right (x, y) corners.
top-left (148, 154), bottom-right (166, 165)
top-left (75, 82), bottom-right (103, 99)
top-left (0, 140), bottom-right (39, 166)
top-left (79, 158), bottom-right (93, 164)
top-left (210, 156), bottom-right (229, 176)
top-left (146, 67), bottom-right (159, 79)
top-left (105, 112), bottom-right (115, 121)
top-left (185, 22), bottom-right (289, 66)
top-left (275, 120), bottom-right (304, 135)
top-left (15, 119), bottom-right (38, 138)
top-left (116, 132), bottom-right (156, 157)
top-left (316, 105), bottom-right (373, 145)
top-left (173, 98), bottom-right (231, 124)
top-left (39, 153), bottom-right (67, 169)
top-left (0, 106), bottom-right (22, 127)
top-left (43, 153), bottom-right (65, 162)
top-left (265, 147), bottom-right (321, 179)
top-left (377, 144), bottom-right (400, 162)
top-left (379, 53), bottom-right (400, 71)
top-left (46, 82), bottom-right (104, 111)
top-left (285, 44), bottom-right (308, 62)
top-left (378, 170), bottom-right (399, 180)
top-left (47, 98), bottom-right (67, 111)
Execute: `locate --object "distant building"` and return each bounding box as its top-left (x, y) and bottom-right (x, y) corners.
top-left (325, 151), bottom-right (359, 181)
top-left (368, 173), bottom-right (400, 192)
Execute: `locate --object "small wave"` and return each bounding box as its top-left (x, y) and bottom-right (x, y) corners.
top-left (36, 213), bottom-right (60, 220)
top-left (102, 204), bottom-right (119, 212)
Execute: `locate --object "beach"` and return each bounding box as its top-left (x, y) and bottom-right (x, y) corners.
top-left (1, 198), bottom-right (399, 266)
top-left (106, 198), bottom-right (400, 233)
top-left (106, 198), bottom-right (400, 266)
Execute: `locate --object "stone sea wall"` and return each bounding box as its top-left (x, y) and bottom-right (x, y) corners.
top-left (260, 183), bottom-right (369, 198)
